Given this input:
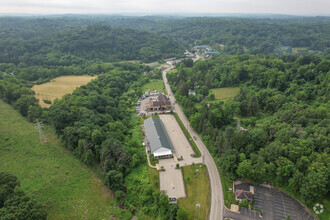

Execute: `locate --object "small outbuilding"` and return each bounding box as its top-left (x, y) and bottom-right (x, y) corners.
top-left (235, 189), bottom-right (253, 203)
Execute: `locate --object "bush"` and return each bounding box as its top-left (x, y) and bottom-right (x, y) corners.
top-left (43, 99), bottom-right (51, 104)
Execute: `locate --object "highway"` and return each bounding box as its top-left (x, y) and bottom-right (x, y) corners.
top-left (162, 65), bottom-right (224, 220)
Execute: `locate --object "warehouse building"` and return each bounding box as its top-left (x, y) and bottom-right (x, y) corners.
top-left (144, 117), bottom-right (174, 159)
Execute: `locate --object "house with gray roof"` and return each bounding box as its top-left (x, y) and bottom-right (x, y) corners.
top-left (144, 117), bottom-right (175, 159)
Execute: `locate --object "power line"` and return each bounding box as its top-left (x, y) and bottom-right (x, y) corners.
top-left (34, 119), bottom-right (47, 144)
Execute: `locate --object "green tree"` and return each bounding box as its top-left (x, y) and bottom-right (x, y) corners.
top-left (177, 208), bottom-right (189, 220)
top-left (300, 162), bottom-right (328, 204)
top-left (84, 149), bottom-right (94, 165)
top-left (237, 159), bottom-right (252, 179)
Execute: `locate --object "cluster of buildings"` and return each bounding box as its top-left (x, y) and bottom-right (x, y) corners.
top-left (195, 45), bottom-right (219, 56)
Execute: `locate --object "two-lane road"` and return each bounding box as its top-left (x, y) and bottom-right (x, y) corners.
top-left (162, 66), bottom-right (224, 220)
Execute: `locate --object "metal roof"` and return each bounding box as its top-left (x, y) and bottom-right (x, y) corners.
top-left (144, 117), bottom-right (174, 156)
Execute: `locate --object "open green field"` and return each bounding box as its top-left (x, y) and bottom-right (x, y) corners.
top-left (178, 164), bottom-right (210, 220)
top-left (0, 100), bottom-right (130, 219)
top-left (32, 75), bottom-right (97, 107)
top-left (210, 87), bottom-right (240, 100)
top-left (141, 79), bottom-right (166, 93)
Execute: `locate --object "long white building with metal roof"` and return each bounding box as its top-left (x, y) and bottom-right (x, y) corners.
top-left (144, 117), bottom-right (174, 159)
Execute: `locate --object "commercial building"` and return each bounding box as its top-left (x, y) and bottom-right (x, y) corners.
top-left (144, 117), bottom-right (174, 159)
top-left (146, 94), bottom-right (171, 111)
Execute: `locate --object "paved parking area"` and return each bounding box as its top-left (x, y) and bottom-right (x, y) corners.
top-left (254, 185), bottom-right (315, 220)
top-left (224, 208), bottom-right (262, 220)
top-left (159, 114), bottom-right (195, 163)
top-left (224, 183), bottom-right (316, 220)
top-left (156, 114), bottom-right (202, 199)
top-left (159, 163), bottom-right (186, 198)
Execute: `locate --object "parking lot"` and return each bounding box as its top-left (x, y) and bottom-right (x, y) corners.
top-left (224, 183), bottom-right (316, 220)
top-left (254, 185), bottom-right (316, 220)
top-left (159, 115), bottom-right (195, 162)
top-left (156, 114), bottom-right (202, 199)
top-left (159, 163), bottom-right (186, 198)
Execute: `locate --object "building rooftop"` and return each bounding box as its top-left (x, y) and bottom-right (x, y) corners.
top-left (153, 94), bottom-right (171, 107)
top-left (236, 189), bottom-right (253, 201)
top-left (144, 117), bottom-right (174, 156)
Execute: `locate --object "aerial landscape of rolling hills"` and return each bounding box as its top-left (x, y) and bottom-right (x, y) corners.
top-left (0, 1), bottom-right (329, 220)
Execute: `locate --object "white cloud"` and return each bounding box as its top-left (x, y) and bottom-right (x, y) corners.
top-left (0, 0), bottom-right (329, 15)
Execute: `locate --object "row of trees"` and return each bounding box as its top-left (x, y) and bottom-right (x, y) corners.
top-left (168, 54), bottom-right (329, 205)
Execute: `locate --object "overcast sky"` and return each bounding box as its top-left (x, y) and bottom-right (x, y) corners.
top-left (1, 0), bottom-right (330, 15)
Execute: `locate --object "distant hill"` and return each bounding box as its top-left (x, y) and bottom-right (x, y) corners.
top-left (0, 18), bottom-right (184, 65)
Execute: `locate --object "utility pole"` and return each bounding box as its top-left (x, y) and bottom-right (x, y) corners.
top-left (34, 119), bottom-right (47, 144)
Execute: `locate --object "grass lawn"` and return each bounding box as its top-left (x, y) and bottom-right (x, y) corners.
top-left (141, 79), bottom-right (166, 93)
top-left (148, 166), bottom-right (160, 190)
top-left (210, 87), bottom-right (240, 100)
top-left (173, 113), bottom-right (201, 157)
top-left (178, 164), bottom-right (211, 220)
top-left (220, 175), bottom-right (236, 209)
top-left (0, 100), bottom-right (130, 219)
top-left (32, 75), bottom-right (97, 107)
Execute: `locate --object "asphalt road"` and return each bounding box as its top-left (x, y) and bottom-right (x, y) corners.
top-left (162, 65), bottom-right (224, 220)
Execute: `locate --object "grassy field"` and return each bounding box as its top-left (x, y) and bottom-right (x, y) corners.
top-left (141, 79), bottom-right (166, 93)
top-left (0, 100), bottom-right (130, 220)
top-left (32, 75), bottom-right (97, 107)
top-left (178, 164), bottom-right (211, 220)
top-left (210, 87), bottom-right (240, 100)
top-left (173, 113), bottom-right (201, 157)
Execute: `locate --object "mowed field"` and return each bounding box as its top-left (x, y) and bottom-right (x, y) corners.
top-left (141, 79), bottom-right (166, 93)
top-left (32, 75), bottom-right (97, 107)
top-left (0, 100), bottom-right (130, 219)
top-left (210, 87), bottom-right (240, 100)
top-left (178, 164), bottom-right (211, 220)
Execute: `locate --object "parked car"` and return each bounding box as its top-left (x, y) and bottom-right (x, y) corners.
top-left (193, 136), bottom-right (197, 140)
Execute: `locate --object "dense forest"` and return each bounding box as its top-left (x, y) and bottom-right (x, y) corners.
top-left (168, 54), bottom-right (329, 206)
top-left (0, 172), bottom-right (47, 219)
top-left (76, 16), bottom-right (330, 55)
top-left (0, 18), bottom-right (184, 66)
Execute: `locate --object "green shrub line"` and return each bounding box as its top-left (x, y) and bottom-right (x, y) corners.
top-left (173, 113), bottom-right (201, 158)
